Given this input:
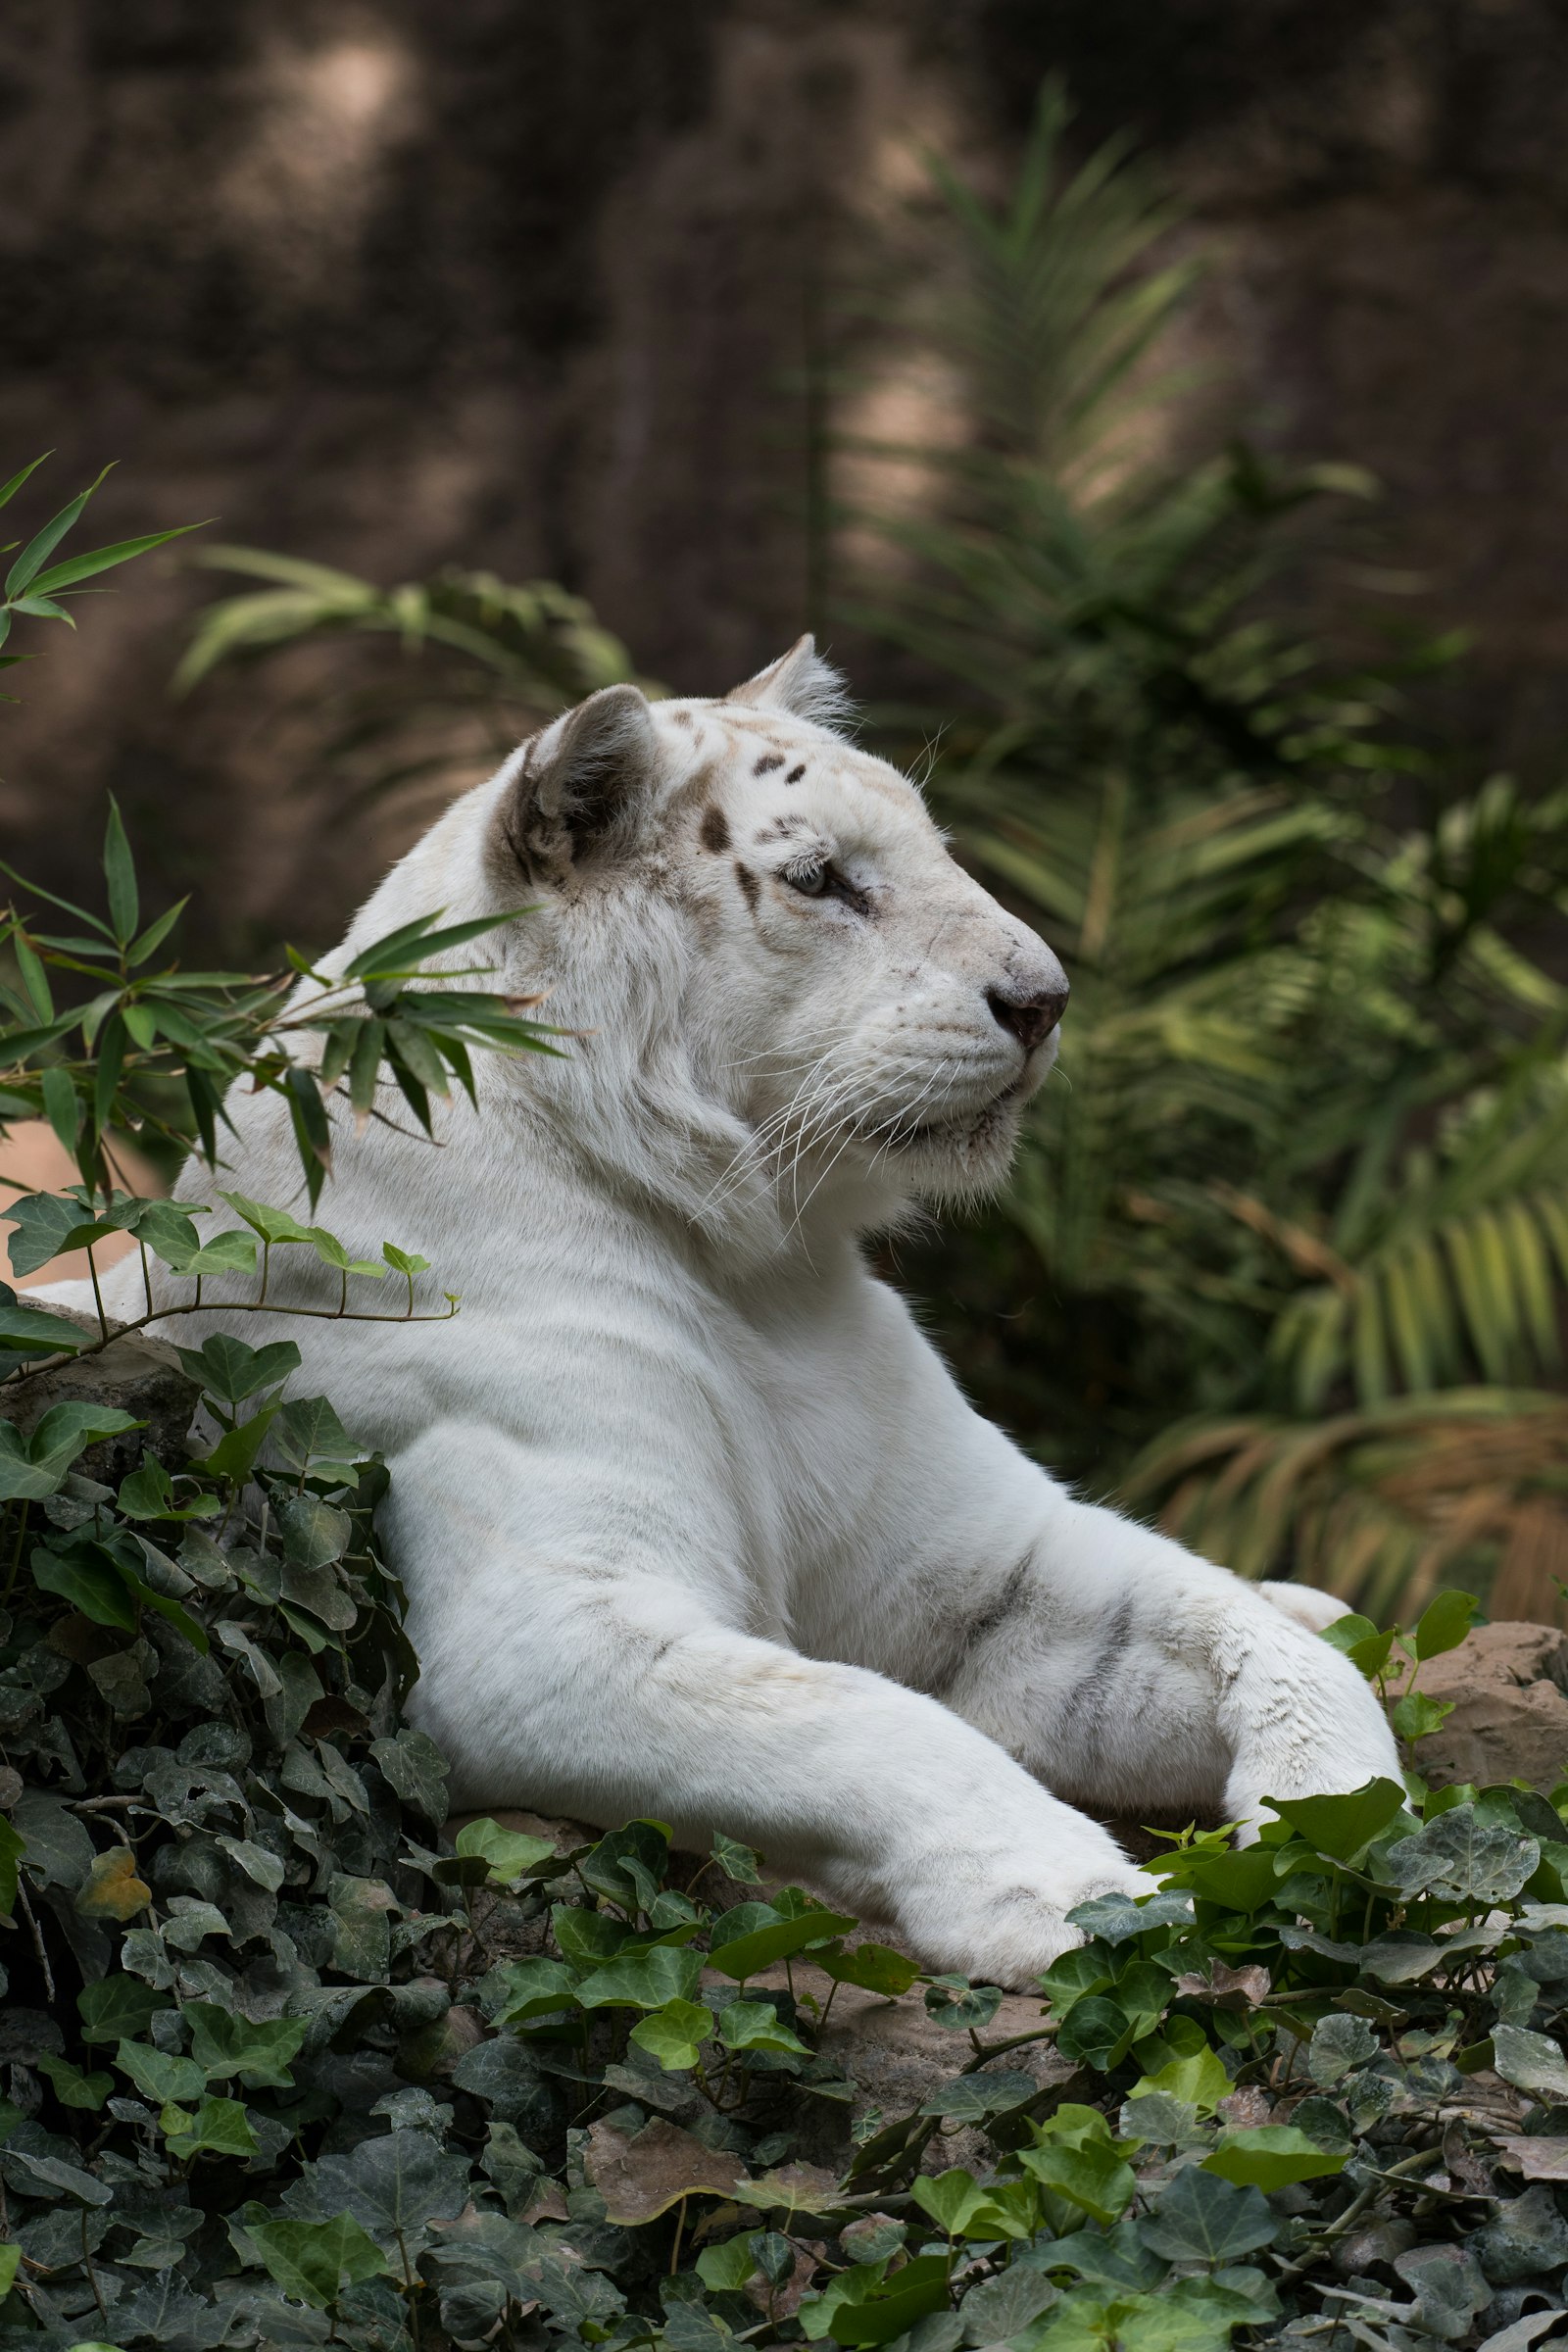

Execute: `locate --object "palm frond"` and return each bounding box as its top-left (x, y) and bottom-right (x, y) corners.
top-left (1127, 1391), bottom-right (1568, 1624)
top-left (176, 554), bottom-right (650, 812)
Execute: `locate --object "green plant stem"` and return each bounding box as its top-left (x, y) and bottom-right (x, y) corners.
top-left (394, 2227), bottom-right (420, 2350)
top-left (80, 2206), bottom-right (108, 2328)
top-left (2, 1498), bottom-right (26, 1608)
top-left (5, 1289), bottom-right (461, 1387)
top-left (84, 1239), bottom-right (107, 1340)
top-left (1307, 2145), bottom-right (1445, 2254)
top-left (15, 1876), bottom-right (53, 2004)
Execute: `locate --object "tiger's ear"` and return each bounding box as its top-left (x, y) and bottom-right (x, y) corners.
top-left (495, 683), bottom-right (661, 883)
top-left (725, 634), bottom-right (850, 728)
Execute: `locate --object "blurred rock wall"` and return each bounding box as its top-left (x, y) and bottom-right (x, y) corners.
top-left (3, 0), bottom-right (1567, 948)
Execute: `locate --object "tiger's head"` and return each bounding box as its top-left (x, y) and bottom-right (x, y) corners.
top-left (401, 637), bottom-right (1067, 1249)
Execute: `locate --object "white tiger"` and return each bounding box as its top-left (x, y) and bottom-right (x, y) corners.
top-left (77, 638), bottom-right (1397, 1984)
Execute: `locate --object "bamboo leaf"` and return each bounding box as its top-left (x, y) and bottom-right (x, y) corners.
top-left (25, 520), bottom-right (206, 597)
top-left (4, 465), bottom-right (112, 598)
top-left (102, 798), bottom-right (139, 948)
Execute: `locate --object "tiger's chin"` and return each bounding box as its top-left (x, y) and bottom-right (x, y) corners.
top-left (870, 1082), bottom-right (1028, 1202)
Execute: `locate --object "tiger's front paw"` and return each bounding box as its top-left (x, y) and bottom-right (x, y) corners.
top-left (901, 1850), bottom-right (1159, 1990)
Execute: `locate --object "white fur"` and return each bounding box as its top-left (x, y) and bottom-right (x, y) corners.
top-left (72, 642), bottom-right (1396, 1984)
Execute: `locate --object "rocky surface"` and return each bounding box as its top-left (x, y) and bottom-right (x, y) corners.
top-left (2, 1319), bottom-right (200, 1484)
top-left (1401, 1619), bottom-right (1568, 1793)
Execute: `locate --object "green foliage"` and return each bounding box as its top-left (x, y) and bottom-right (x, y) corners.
top-left (177, 547), bottom-right (649, 814)
top-left (0, 1374), bottom-right (1562, 2352)
top-left (0, 798), bottom-right (559, 1213)
top-left (0, 466), bottom-right (566, 1418)
top-left (0, 807), bottom-right (564, 1385)
top-left (0, 453), bottom-right (203, 678)
top-left (830, 85), bottom-right (1568, 1623)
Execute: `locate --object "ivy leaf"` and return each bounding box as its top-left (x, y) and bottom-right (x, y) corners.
top-left (1041, 1945), bottom-right (1117, 2017)
top-left (115, 2039), bottom-right (206, 2105)
top-left (1393, 1690), bottom-right (1457, 1741)
top-left (1121, 2092), bottom-right (1202, 2148)
top-left (696, 2233), bottom-right (761, 2292)
top-left (958, 2266), bottom-right (1059, 2342)
top-left (1392, 2244), bottom-right (1492, 2340)
top-left (710, 1831), bottom-right (763, 1884)
top-left (1056, 1995), bottom-right (1141, 2070)
top-left (491, 1958), bottom-right (579, 2025)
top-left (0, 1410), bottom-right (134, 1501)
top-left (273, 1393), bottom-right (358, 1467)
top-left (179, 1231), bottom-right (260, 1278)
top-left (4, 1194), bottom-right (98, 1278)
top-left (1138, 2167), bottom-right (1279, 2262)
top-left (13, 1788), bottom-right (94, 1887)
top-left (1065, 1888), bottom-right (1196, 1943)
top-left (6, 2148), bottom-right (113, 2205)
top-left (802, 2253), bottom-right (951, 2346)
top-left (198, 1400), bottom-right (283, 1487)
top-left (576, 1942), bottom-right (704, 2012)
top-left (1130, 2045), bottom-right (1232, 2118)
top-left (163, 2093), bottom-right (260, 2159)
top-left (448, 2037), bottom-right (557, 2138)
top-left (708, 1900), bottom-right (857, 1982)
top-left (217, 1191), bottom-right (315, 1246)
top-left (78, 1978), bottom-right (172, 2045)
top-left (1021, 2139), bottom-right (1138, 2226)
top-left (629, 1998), bottom-right (712, 2072)
top-left (816, 1941), bottom-right (921, 1996)
top-left (1269, 1777), bottom-right (1408, 1863)
top-left (581, 2117), bottom-right (747, 2226)
top-left (909, 2169), bottom-right (1021, 2239)
top-left (716, 1999), bottom-right (811, 2056)
top-left (1149, 1842), bottom-right (1279, 1911)
top-left (453, 1817), bottom-right (558, 1885)
top-left (1047, 2221), bottom-right (1167, 2292)
top-left (303, 2128), bottom-right (474, 2245)
top-left (118, 1455), bottom-right (221, 1523)
top-left (0, 1281), bottom-right (85, 1358)
top-left (552, 1902), bottom-right (629, 1971)
top-left (185, 2003), bottom-right (309, 2088)
top-left (1412, 1590), bottom-right (1480, 1661)
top-left (1202, 2127), bottom-right (1349, 2189)
top-left (1305, 2012), bottom-right (1380, 2087)
top-left (74, 1846), bottom-right (151, 1920)
top-left (368, 1729), bottom-right (449, 1826)
top-left (33, 2053), bottom-right (112, 2111)
top-left (1387, 1807), bottom-right (1540, 1905)
top-left (244, 2212), bottom-right (392, 2309)
top-left (922, 1975), bottom-right (1004, 2033)
top-left (1493, 2025), bottom-right (1568, 2103)
top-left (1318, 1613), bottom-right (1396, 1679)
top-left (919, 2070), bottom-right (1039, 2124)
top-left (173, 1332), bottom-right (301, 1406)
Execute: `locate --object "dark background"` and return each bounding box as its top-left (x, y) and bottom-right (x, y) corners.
top-left (6, 0), bottom-right (1568, 949)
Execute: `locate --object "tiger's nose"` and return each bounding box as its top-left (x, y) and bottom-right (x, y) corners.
top-left (986, 978), bottom-right (1069, 1054)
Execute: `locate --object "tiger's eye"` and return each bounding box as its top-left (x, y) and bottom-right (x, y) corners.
top-left (787, 864), bottom-right (829, 898)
